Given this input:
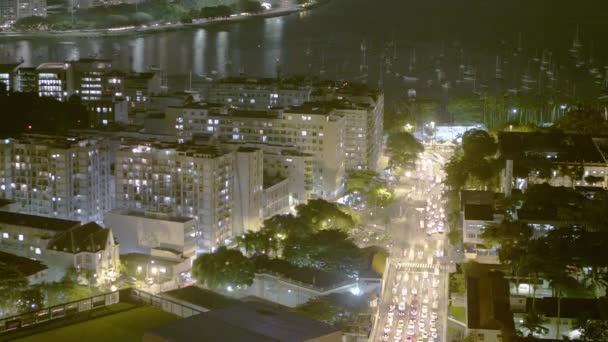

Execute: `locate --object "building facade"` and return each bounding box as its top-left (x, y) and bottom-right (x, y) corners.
top-left (36, 62), bottom-right (74, 101)
top-left (114, 142), bottom-right (235, 252)
top-left (0, 0), bottom-right (47, 27)
top-left (0, 135), bottom-right (114, 223)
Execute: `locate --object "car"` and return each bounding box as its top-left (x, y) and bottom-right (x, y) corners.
top-left (402, 287), bottom-right (408, 296)
top-left (384, 325), bottom-right (392, 334)
top-left (407, 328), bottom-right (415, 336)
top-left (423, 296), bottom-right (429, 304)
top-left (431, 312), bottom-right (438, 320)
top-left (430, 326), bottom-right (437, 332)
top-left (381, 333), bottom-right (390, 341)
top-left (411, 288), bottom-right (418, 295)
top-left (432, 301), bottom-right (438, 309)
top-left (421, 311), bottom-right (428, 319)
top-left (408, 321), bottom-right (415, 330)
top-left (431, 332), bottom-right (438, 339)
top-left (399, 302), bottom-right (406, 311)
top-left (397, 273), bottom-right (402, 282)
top-left (421, 331), bottom-right (428, 339)
top-left (405, 336), bottom-right (414, 342)
top-left (392, 287), bottom-right (398, 295)
top-left (410, 308), bottom-right (418, 316)
top-left (389, 304), bottom-right (396, 312)
top-left (404, 273), bottom-right (410, 281)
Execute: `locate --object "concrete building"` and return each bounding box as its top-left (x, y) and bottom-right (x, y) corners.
top-left (0, 250), bottom-right (48, 285)
top-left (0, 63), bottom-right (21, 92)
top-left (0, 0), bottom-right (47, 27)
top-left (87, 96), bottom-right (129, 126)
top-left (460, 191), bottom-right (501, 264)
top-left (465, 269), bottom-right (516, 342)
top-left (70, 58), bottom-right (112, 102)
top-left (203, 77), bottom-right (313, 110)
top-left (513, 297), bottom-right (607, 340)
top-left (36, 62), bottom-right (74, 101)
top-left (232, 147), bottom-right (263, 235)
top-left (0, 211), bottom-right (118, 283)
top-left (16, 66), bottom-right (37, 92)
top-left (104, 209), bottom-right (197, 258)
top-left (144, 302), bottom-right (342, 342)
top-left (114, 142), bottom-right (235, 252)
top-left (262, 176), bottom-right (290, 218)
top-left (499, 132), bottom-right (608, 195)
top-left (161, 104), bottom-right (346, 199)
top-left (0, 134), bottom-right (114, 224)
top-left (46, 221), bottom-right (120, 284)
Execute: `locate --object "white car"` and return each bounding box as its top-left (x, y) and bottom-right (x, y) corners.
top-left (398, 302), bottom-right (406, 312)
top-left (402, 288), bottom-right (408, 296)
top-left (411, 288), bottom-right (418, 295)
top-left (431, 312), bottom-right (438, 320)
top-left (404, 273), bottom-right (410, 282)
top-left (432, 301), bottom-right (438, 309)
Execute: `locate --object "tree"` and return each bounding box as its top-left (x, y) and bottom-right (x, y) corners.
top-left (462, 129), bottom-right (497, 158)
top-left (574, 318), bottom-right (608, 341)
top-left (295, 296), bottom-right (340, 324)
top-left (283, 229), bottom-right (365, 273)
top-left (520, 309), bottom-right (549, 338)
top-left (0, 265), bottom-right (28, 316)
top-left (386, 132), bottom-right (424, 169)
top-left (296, 199), bottom-right (358, 233)
top-left (16, 288), bottom-right (44, 313)
top-left (556, 110), bottom-right (608, 135)
top-left (345, 171), bottom-right (377, 194)
top-left (239, 0), bottom-right (263, 13)
top-left (14, 16), bottom-right (50, 30)
top-left (192, 247), bottom-right (255, 289)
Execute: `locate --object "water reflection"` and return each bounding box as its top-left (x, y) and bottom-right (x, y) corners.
top-left (263, 17), bottom-right (284, 77)
top-left (131, 37), bottom-right (145, 72)
top-left (215, 31), bottom-right (229, 77)
top-left (193, 30), bottom-right (207, 76)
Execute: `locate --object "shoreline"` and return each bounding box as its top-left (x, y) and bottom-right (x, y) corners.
top-left (0, 1), bottom-right (327, 39)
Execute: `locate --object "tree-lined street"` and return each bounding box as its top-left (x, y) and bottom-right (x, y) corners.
top-left (372, 141), bottom-right (455, 342)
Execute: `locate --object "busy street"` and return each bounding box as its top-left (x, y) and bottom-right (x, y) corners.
top-left (372, 141), bottom-right (454, 342)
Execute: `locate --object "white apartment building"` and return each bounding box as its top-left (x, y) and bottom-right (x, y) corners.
top-left (233, 147), bottom-right (263, 235)
top-left (0, 63), bottom-right (20, 92)
top-left (204, 77), bottom-right (313, 110)
top-left (0, 0), bottom-right (46, 27)
top-left (0, 135), bottom-right (114, 224)
top-left (164, 104), bottom-right (346, 199)
top-left (36, 63), bottom-right (74, 101)
top-left (114, 142), bottom-right (236, 252)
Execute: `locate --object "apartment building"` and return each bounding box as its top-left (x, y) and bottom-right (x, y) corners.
top-left (203, 77), bottom-right (313, 110)
top-left (163, 104), bottom-right (346, 199)
top-left (0, 134), bottom-right (114, 223)
top-left (70, 58), bottom-right (113, 102)
top-left (0, 0), bottom-right (46, 27)
top-left (114, 142), bottom-right (236, 252)
top-left (36, 62), bottom-right (74, 101)
top-left (233, 147), bottom-right (263, 235)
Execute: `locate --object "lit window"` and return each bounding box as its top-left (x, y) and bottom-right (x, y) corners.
top-left (2, 232), bottom-right (8, 239)
top-left (18, 234), bottom-right (23, 241)
top-left (35, 247), bottom-right (41, 255)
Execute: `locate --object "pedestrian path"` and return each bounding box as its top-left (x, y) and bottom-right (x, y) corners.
top-left (397, 262), bottom-right (449, 270)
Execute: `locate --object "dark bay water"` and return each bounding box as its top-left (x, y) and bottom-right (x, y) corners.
top-left (1, 0), bottom-right (607, 108)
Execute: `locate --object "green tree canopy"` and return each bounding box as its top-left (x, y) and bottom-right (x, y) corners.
top-left (386, 131), bottom-right (424, 169)
top-left (296, 199), bottom-right (358, 232)
top-left (192, 246), bottom-right (255, 289)
top-left (556, 110), bottom-right (608, 135)
top-left (462, 129), bottom-right (497, 158)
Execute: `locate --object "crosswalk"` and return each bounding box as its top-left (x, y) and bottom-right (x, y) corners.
top-left (397, 262), bottom-right (449, 270)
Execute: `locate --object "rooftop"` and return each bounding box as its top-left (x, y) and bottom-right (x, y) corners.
top-left (466, 271), bottom-right (515, 338)
top-left (498, 131), bottom-right (606, 164)
top-left (252, 257), bottom-right (350, 290)
top-left (119, 142), bottom-right (225, 158)
top-left (0, 211), bottom-right (79, 232)
top-left (47, 222), bottom-right (111, 254)
top-left (146, 302), bottom-right (340, 342)
top-left (464, 204), bottom-right (494, 221)
top-left (527, 297), bottom-right (607, 320)
top-left (0, 251), bottom-right (47, 277)
top-left (36, 63), bottom-right (70, 71)
top-left (460, 190), bottom-right (494, 211)
top-left (107, 210), bottom-right (194, 223)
